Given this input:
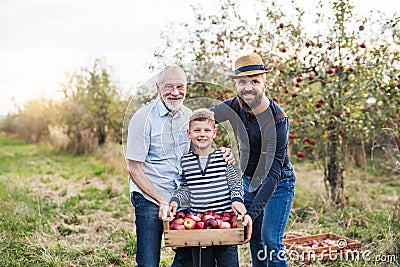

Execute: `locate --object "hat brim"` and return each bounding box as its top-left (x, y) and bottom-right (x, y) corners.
top-left (229, 69), bottom-right (269, 79)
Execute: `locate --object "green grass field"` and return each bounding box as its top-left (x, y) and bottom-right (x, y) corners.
top-left (0, 134), bottom-right (398, 266)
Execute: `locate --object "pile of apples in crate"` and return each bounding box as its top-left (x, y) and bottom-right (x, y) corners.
top-left (298, 239), bottom-right (338, 249)
top-left (170, 210), bottom-right (239, 230)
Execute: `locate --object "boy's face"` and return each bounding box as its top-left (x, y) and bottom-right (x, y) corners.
top-left (187, 120), bottom-right (216, 150)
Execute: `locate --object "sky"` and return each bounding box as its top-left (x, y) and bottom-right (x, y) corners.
top-left (0, 0), bottom-right (398, 115)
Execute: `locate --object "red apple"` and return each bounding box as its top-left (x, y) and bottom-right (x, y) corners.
top-left (309, 140), bottom-right (316, 146)
top-left (216, 218), bottom-right (223, 228)
top-left (202, 214), bottom-right (215, 222)
top-left (204, 210), bottom-right (215, 216)
top-left (192, 215), bottom-right (201, 222)
top-left (326, 68), bottom-right (334, 75)
top-left (220, 221), bottom-right (231, 229)
top-left (297, 151), bottom-right (304, 158)
top-left (196, 221), bottom-right (205, 229)
top-left (186, 214), bottom-right (200, 221)
top-left (221, 212), bottom-right (232, 218)
top-left (289, 133), bottom-right (295, 139)
top-left (176, 211), bottom-right (185, 219)
top-left (174, 218), bottom-right (184, 225)
top-left (230, 215), bottom-right (237, 225)
top-left (184, 217), bottom-right (197, 230)
top-left (359, 25), bottom-right (364, 31)
top-left (205, 218), bottom-right (219, 229)
top-left (296, 77), bottom-right (302, 83)
top-left (214, 214), bottom-right (222, 219)
top-left (231, 221), bottom-right (237, 228)
top-left (360, 43), bottom-right (366, 48)
top-left (315, 102), bottom-right (321, 108)
top-left (174, 224), bottom-right (185, 230)
top-left (279, 23), bottom-right (284, 28)
top-left (195, 212), bottom-right (204, 219)
top-left (291, 92), bottom-right (298, 98)
top-left (221, 216), bottom-right (231, 222)
top-left (302, 137), bottom-right (308, 144)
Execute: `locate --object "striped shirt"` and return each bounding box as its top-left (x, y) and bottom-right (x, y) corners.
top-left (171, 150), bottom-right (244, 214)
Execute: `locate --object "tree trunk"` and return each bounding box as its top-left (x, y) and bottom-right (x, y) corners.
top-left (327, 122), bottom-right (344, 206)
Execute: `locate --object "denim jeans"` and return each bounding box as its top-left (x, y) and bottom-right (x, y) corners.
top-left (130, 192), bottom-right (192, 267)
top-left (243, 162), bottom-right (296, 267)
top-left (192, 245), bottom-right (239, 267)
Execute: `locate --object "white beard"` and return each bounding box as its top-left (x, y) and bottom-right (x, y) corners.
top-left (162, 95), bottom-right (184, 111)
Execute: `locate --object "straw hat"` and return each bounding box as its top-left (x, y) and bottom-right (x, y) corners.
top-left (230, 53), bottom-right (269, 78)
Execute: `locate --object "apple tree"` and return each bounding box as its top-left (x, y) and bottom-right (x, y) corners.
top-left (150, 0), bottom-right (399, 204)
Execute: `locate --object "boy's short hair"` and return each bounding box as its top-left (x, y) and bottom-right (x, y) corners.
top-left (189, 108), bottom-right (215, 128)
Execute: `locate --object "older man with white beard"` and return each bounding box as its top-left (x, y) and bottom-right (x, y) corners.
top-left (126, 66), bottom-right (193, 267)
top-left (126, 66), bottom-right (234, 267)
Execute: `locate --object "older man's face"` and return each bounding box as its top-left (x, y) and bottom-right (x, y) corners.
top-left (158, 71), bottom-right (187, 111)
top-left (235, 74), bottom-right (267, 112)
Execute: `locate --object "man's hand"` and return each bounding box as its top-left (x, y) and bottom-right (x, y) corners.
top-left (158, 201), bottom-right (169, 220)
top-left (242, 214), bottom-right (253, 244)
top-left (219, 146), bottom-right (236, 165)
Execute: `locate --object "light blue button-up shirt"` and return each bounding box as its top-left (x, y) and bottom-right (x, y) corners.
top-left (125, 98), bottom-right (191, 205)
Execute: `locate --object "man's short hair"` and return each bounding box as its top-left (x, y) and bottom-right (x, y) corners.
top-left (157, 66), bottom-right (187, 85)
top-left (189, 108), bottom-right (215, 128)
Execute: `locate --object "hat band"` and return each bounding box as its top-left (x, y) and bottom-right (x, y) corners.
top-left (235, 64), bottom-right (266, 75)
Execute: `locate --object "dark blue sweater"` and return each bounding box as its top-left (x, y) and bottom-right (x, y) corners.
top-left (212, 97), bottom-right (291, 220)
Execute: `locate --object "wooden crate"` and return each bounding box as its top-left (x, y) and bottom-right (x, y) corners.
top-left (163, 217), bottom-right (244, 248)
top-left (284, 232), bottom-right (361, 262)
top-left (284, 232), bottom-right (361, 254)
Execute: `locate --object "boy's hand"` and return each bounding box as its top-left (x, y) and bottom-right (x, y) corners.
top-left (231, 201), bottom-right (247, 216)
top-left (219, 146), bottom-right (235, 165)
top-left (168, 201), bottom-right (179, 218)
top-left (242, 214), bottom-right (253, 243)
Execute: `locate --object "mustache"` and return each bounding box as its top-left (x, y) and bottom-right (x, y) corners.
top-left (166, 96), bottom-right (184, 100)
top-left (240, 89), bottom-right (258, 95)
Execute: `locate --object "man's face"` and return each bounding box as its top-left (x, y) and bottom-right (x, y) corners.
top-left (158, 70), bottom-right (187, 111)
top-left (235, 74), bottom-right (267, 112)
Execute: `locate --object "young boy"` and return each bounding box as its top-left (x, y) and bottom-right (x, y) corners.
top-left (169, 108), bottom-right (252, 267)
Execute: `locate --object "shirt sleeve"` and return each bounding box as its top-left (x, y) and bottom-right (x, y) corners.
top-left (125, 108), bottom-right (150, 162)
top-left (226, 164), bottom-right (244, 203)
top-left (170, 163), bottom-right (191, 207)
top-left (211, 98), bottom-right (234, 123)
top-left (246, 117), bottom-right (289, 220)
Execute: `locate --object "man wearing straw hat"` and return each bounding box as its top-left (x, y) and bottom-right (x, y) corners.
top-left (212, 53), bottom-right (296, 267)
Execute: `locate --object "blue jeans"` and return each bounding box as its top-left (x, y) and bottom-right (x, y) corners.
top-left (130, 192), bottom-right (192, 267)
top-left (243, 162), bottom-right (296, 267)
top-left (192, 245), bottom-right (239, 267)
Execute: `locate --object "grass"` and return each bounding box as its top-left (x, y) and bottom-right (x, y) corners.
top-left (0, 133), bottom-right (399, 266)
